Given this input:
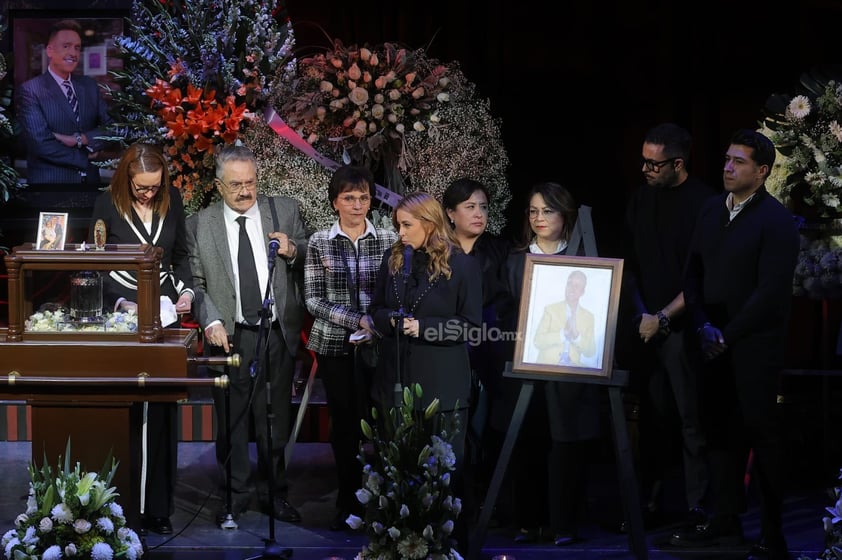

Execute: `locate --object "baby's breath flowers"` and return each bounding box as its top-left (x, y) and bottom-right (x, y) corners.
top-left (260, 46), bottom-right (510, 235)
top-left (349, 384), bottom-right (463, 560)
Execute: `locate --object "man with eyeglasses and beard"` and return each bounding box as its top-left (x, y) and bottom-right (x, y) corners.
top-left (620, 123), bottom-right (716, 533)
top-left (186, 144), bottom-right (308, 527)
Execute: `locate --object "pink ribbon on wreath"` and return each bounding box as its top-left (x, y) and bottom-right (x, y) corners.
top-left (263, 107), bottom-right (403, 208)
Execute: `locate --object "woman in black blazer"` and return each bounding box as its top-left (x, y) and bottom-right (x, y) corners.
top-left (89, 142), bottom-right (194, 535)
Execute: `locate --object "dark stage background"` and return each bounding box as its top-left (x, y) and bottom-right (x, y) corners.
top-left (3, 0), bottom-right (840, 256)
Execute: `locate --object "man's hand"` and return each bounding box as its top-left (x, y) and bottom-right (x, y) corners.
top-left (698, 324), bottom-right (727, 361)
top-left (267, 232), bottom-right (296, 259)
top-left (53, 132), bottom-right (77, 147)
top-left (638, 313), bottom-right (660, 343)
top-left (204, 323), bottom-right (230, 353)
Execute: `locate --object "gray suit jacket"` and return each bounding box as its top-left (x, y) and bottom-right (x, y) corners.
top-left (186, 194), bottom-right (307, 358)
top-left (17, 72), bottom-right (113, 184)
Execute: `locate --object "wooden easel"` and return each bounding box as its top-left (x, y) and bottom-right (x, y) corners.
top-left (468, 206), bottom-right (647, 560)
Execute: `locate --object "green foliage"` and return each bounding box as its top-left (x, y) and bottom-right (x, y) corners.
top-left (354, 383), bottom-right (463, 560)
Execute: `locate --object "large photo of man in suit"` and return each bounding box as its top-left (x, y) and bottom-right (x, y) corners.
top-left (16, 19), bottom-right (114, 184)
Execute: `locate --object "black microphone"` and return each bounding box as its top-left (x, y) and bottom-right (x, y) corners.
top-left (402, 243), bottom-right (413, 281)
top-left (267, 239), bottom-right (280, 269)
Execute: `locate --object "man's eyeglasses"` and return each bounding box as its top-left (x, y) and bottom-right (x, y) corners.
top-left (131, 180), bottom-right (161, 195)
top-left (640, 157), bottom-right (679, 172)
top-left (218, 178), bottom-right (257, 192)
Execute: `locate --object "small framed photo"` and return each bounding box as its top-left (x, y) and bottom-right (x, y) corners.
top-left (36, 212), bottom-right (69, 250)
top-left (510, 254), bottom-right (624, 384)
top-left (83, 45), bottom-right (108, 76)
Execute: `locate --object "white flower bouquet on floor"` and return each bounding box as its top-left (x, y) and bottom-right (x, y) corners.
top-left (348, 383), bottom-right (463, 560)
top-left (1, 440), bottom-right (143, 560)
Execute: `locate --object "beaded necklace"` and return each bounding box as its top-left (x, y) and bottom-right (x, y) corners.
top-left (392, 271), bottom-right (440, 315)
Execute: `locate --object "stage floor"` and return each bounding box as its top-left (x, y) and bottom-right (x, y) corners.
top-left (0, 441), bottom-right (829, 559)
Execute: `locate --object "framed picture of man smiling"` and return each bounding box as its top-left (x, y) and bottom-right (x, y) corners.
top-left (510, 254), bottom-right (623, 384)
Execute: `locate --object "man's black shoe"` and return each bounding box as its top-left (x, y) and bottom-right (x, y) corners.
top-left (263, 497), bottom-right (302, 523)
top-left (745, 536), bottom-right (791, 560)
top-left (143, 516), bottom-right (173, 535)
top-left (669, 514), bottom-right (743, 548)
top-left (215, 496), bottom-right (250, 525)
top-left (681, 506), bottom-right (709, 531)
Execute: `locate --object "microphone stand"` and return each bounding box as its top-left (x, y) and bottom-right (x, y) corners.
top-left (391, 306), bottom-right (407, 408)
top-left (392, 247), bottom-right (412, 407)
top-left (244, 250), bottom-right (292, 560)
top-left (220, 355), bottom-right (238, 530)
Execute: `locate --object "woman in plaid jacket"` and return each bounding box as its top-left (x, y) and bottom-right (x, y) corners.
top-left (304, 165), bottom-right (397, 530)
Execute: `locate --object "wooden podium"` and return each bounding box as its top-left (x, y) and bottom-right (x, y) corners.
top-left (0, 243), bottom-right (227, 529)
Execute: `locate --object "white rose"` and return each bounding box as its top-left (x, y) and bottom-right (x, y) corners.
top-left (348, 87), bottom-right (370, 106)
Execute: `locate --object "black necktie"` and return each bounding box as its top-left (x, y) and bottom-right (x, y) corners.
top-left (62, 79), bottom-right (79, 122)
top-left (236, 216), bottom-right (261, 324)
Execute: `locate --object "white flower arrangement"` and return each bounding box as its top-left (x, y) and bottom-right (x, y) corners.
top-left (763, 70), bottom-right (842, 214)
top-left (348, 384), bottom-right (464, 560)
top-left (763, 68), bottom-right (842, 297)
top-left (26, 309), bottom-right (139, 333)
top-left (1, 441), bottom-right (143, 560)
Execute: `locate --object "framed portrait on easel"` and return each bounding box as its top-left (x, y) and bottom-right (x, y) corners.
top-left (510, 254), bottom-right (623, 384)
top-left (36, 211), bottom-right (68, 250)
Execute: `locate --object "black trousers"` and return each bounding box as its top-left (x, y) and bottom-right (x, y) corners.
top-left (212, 324), bottom-right (294, 503)
top-left (637, 331), bottom-right (708, 510)
top-left (138, 402), bottom-right (177, 518)
top-left (317, 352), bottom-right (372, 513)
top-left (701, 350), bottom-right (786, 543)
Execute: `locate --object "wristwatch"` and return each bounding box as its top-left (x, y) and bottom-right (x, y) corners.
top-left (74, 133), bottom-right (82, 149)
top-left (656, 310), bottom-right (671, 335)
